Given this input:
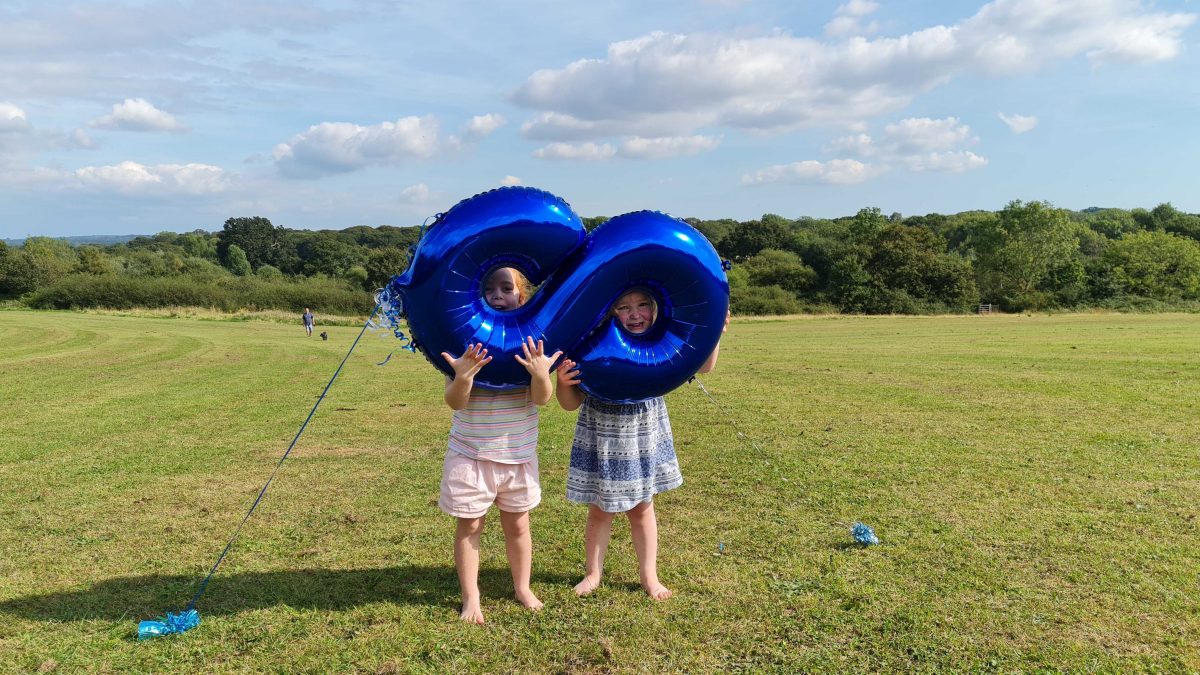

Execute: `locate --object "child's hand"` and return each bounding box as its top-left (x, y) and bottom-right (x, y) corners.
top-left (441, 343), bottom-right (492, 380)
top-left (556, 358), bottom-right (581, 388)
top-left (513, 336), bottom-right (563, 376)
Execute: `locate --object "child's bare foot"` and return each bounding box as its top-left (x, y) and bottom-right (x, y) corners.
top-left (642, 580), bottom-right (672, 601)
top-left (459, 599), bottom-right (485, 624)
top-left (515, 588), bottom-right (544, 610)
top-left (574, 575), bottom-right (602, 597)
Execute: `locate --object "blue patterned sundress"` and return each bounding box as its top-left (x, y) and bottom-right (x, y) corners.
top-left (565, 396), bottom-right (683, 513)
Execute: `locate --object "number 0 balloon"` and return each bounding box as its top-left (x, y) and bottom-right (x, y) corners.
top-left (381, 187), bottom-right (729, 403)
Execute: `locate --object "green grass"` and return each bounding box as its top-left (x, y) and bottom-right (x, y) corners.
top-left (1, 310), bottom-right (1197, 672)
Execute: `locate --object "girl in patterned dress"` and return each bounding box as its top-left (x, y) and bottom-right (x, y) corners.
top-left (556, 288), bottom-right (727, 600)
top-left (439, 267), bottom-right (561, 624)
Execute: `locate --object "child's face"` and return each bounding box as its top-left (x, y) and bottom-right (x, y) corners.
top-left (484, 267), bottom-right (521, 311)
top-left (613, 290), bottom-right (655, 334)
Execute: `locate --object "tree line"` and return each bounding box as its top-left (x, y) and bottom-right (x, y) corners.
top-left (2, 201), bottom-right (1199, 315)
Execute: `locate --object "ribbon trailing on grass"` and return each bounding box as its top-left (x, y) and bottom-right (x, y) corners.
top-left (138, 304), bottom-right (381, 640)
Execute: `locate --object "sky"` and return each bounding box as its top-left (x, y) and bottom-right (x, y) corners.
top-left (1, 0), bottom-right (1198, 239)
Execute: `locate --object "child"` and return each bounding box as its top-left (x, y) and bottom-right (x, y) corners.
top-left (439, 266), bottom-right (561, 624)
top-left (556, 288), bottom-right (727, 600)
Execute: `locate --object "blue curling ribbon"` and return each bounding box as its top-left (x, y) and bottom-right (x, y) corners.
top-left (851, 522), bottom-right (880, 546)
top-left (137, 609), bottom-right (200, 640)
top-left (371, 285), bottom-right (418, 358)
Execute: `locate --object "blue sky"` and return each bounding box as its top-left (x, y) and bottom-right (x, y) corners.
top-left (1, 0), bottom-right (1197, 238)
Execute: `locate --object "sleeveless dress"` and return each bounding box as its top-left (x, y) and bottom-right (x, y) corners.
top-left (565, 396), bottom-right (683, 513)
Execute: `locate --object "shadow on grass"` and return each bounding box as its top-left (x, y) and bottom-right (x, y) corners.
top-left (0, 565), bottom-right (575, 622)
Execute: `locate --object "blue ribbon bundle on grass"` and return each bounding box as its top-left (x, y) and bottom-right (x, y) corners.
top-left (137, 610), bottom-right (200, 640)
top-left (851, 522), bottom-right (880, 546)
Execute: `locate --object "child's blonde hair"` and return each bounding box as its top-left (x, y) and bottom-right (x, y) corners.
top-left (486, 266), bottom-right (532, 306)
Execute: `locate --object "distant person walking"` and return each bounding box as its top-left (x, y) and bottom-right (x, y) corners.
top-left (302, 308), bottom-right (315, 337)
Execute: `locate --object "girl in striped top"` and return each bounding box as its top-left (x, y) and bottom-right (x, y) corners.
top-left (438, 266), bottom-right (561, 624)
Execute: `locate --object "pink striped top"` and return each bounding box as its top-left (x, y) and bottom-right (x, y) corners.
top-left (448, 386), bottom-right (538, 464)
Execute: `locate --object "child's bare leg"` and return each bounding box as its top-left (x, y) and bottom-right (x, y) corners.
top-left (454, 516), bottom-right (486, 623)
top-left (628, 501), bottom-right (671, 600)
top-left (499, 509), bottom-right (542, 610)
top-left (575, 505), bottom-right (615, 596)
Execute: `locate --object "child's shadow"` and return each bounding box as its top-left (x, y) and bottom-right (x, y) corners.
top-left (0, 565), bottom-right (575, 622)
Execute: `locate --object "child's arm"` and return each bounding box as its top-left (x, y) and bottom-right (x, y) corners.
top-left (555, 358), bottom-right (585, 411)
top-left (513, 336), bottom-right (563, 406)
top-left (441, 343), bottom-right (492, 410)
top-left (697, 310), bottom-right (731, 374)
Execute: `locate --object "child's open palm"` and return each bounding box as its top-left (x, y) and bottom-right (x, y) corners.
top-left (513, 336), bottom-right (563, 376)
top-left (441, 342), bottom-right (492, 380)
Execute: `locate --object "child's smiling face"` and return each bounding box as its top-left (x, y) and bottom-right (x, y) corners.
top-left (613, 290), bottom-right (656, 334)
top-left (484, 267), bottom-right (522, 311)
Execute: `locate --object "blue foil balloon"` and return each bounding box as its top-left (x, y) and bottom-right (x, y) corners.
top-left (387, 186), bottom-right (729, 403)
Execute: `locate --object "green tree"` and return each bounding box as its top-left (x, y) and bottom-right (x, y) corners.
top-left (1081, 208), bottom-right (1137, 239)
top-left (76, 246), bottom-right (120, 275)
top-left (743, 249), bottom-right (816, 294)
top-left (849, 207), bottom-right (886, 242)
top-left (366, 246), bottom-right (410, 290)
top-left (180, 232), bottom-right (219, 260)
top-left (865, 225), bottom-right (978, 311)
top-left (224, 244), bottom-right (252, 276)
top-left (1149, 203), bottom-right (1200, 241)
top-left (297, 231), bottom-right (366, 277)
top-left (20, 237), bottom-right (79, 288)
top-left (1101, 231), bottom-right (1200, 301)
top-left (972, 201), bottom-right (1082, 311)
top-left (719, 218), bottom-right (791, 259)
top-left (582, 216), bottom-right (609, 231)
top-left (218, 217), bottom-right (279, 270)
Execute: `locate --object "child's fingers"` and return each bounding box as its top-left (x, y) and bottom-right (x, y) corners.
top-left (548, 350), bottom-right (563, 363)
top-left (440, 351), bottom-right (455, 365)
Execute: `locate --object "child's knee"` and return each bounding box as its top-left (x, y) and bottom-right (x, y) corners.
top-left (499, 511), bottom-right (530, 537)
top-left (626, 501), bottom-right (654, 521)
top-left (457, 516), bottom-right (486, 537)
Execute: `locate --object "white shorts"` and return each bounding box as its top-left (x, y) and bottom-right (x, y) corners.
top-left (438, 450), bottom-right (541, 518)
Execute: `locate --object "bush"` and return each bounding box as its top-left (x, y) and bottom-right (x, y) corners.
top-left (731, 284), bottom-right (803, 315)
top-left (27, 274), bottom-right (374, 314)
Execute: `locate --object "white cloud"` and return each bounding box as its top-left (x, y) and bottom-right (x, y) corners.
top-left (272, 116), bottom-right (441, 178)
top-left (69, 128), bottom-right (96, 149)
top-left (532, 142), bottom-right (616, 161)
top-left (998, 112), bottom-right (1039, 134)
top-left (743, 159), bottom-right (884, 185)
top-left (513, 2), bottom-right (1194, 140)
top-left (462, 114), bottom-right (506, 141)
top-left (0, 102), bottom-right (31, 133)
top-left (904, 150), bottom-right (988, 172)
top-left (618, 135), bottom-right (721, 159)
top-left (531, 135), bottom-right (721, 161)
top-left (825, 133), bottom-right (875, 156)
top-left (825, 1), bottom-right (881, 37)
top-left (72, 161), bottom-right (230, 195)
top-left (399, 183), bottom-right (431, 203)
top-left (90, 98), bottom-right (187, 133)
top-left (883, 117), bottom-right (975, 153)
top-left (758, 115), bottom-right (985, 185)
top-left (500, 175), bottom-right (522, 186)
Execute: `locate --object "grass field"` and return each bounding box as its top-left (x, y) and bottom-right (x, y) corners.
top-left (1, 309), bottom-right (1197, 672)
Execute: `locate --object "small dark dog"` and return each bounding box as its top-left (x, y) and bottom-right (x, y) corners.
top-left (320, 331), bottom-right (328, 341)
